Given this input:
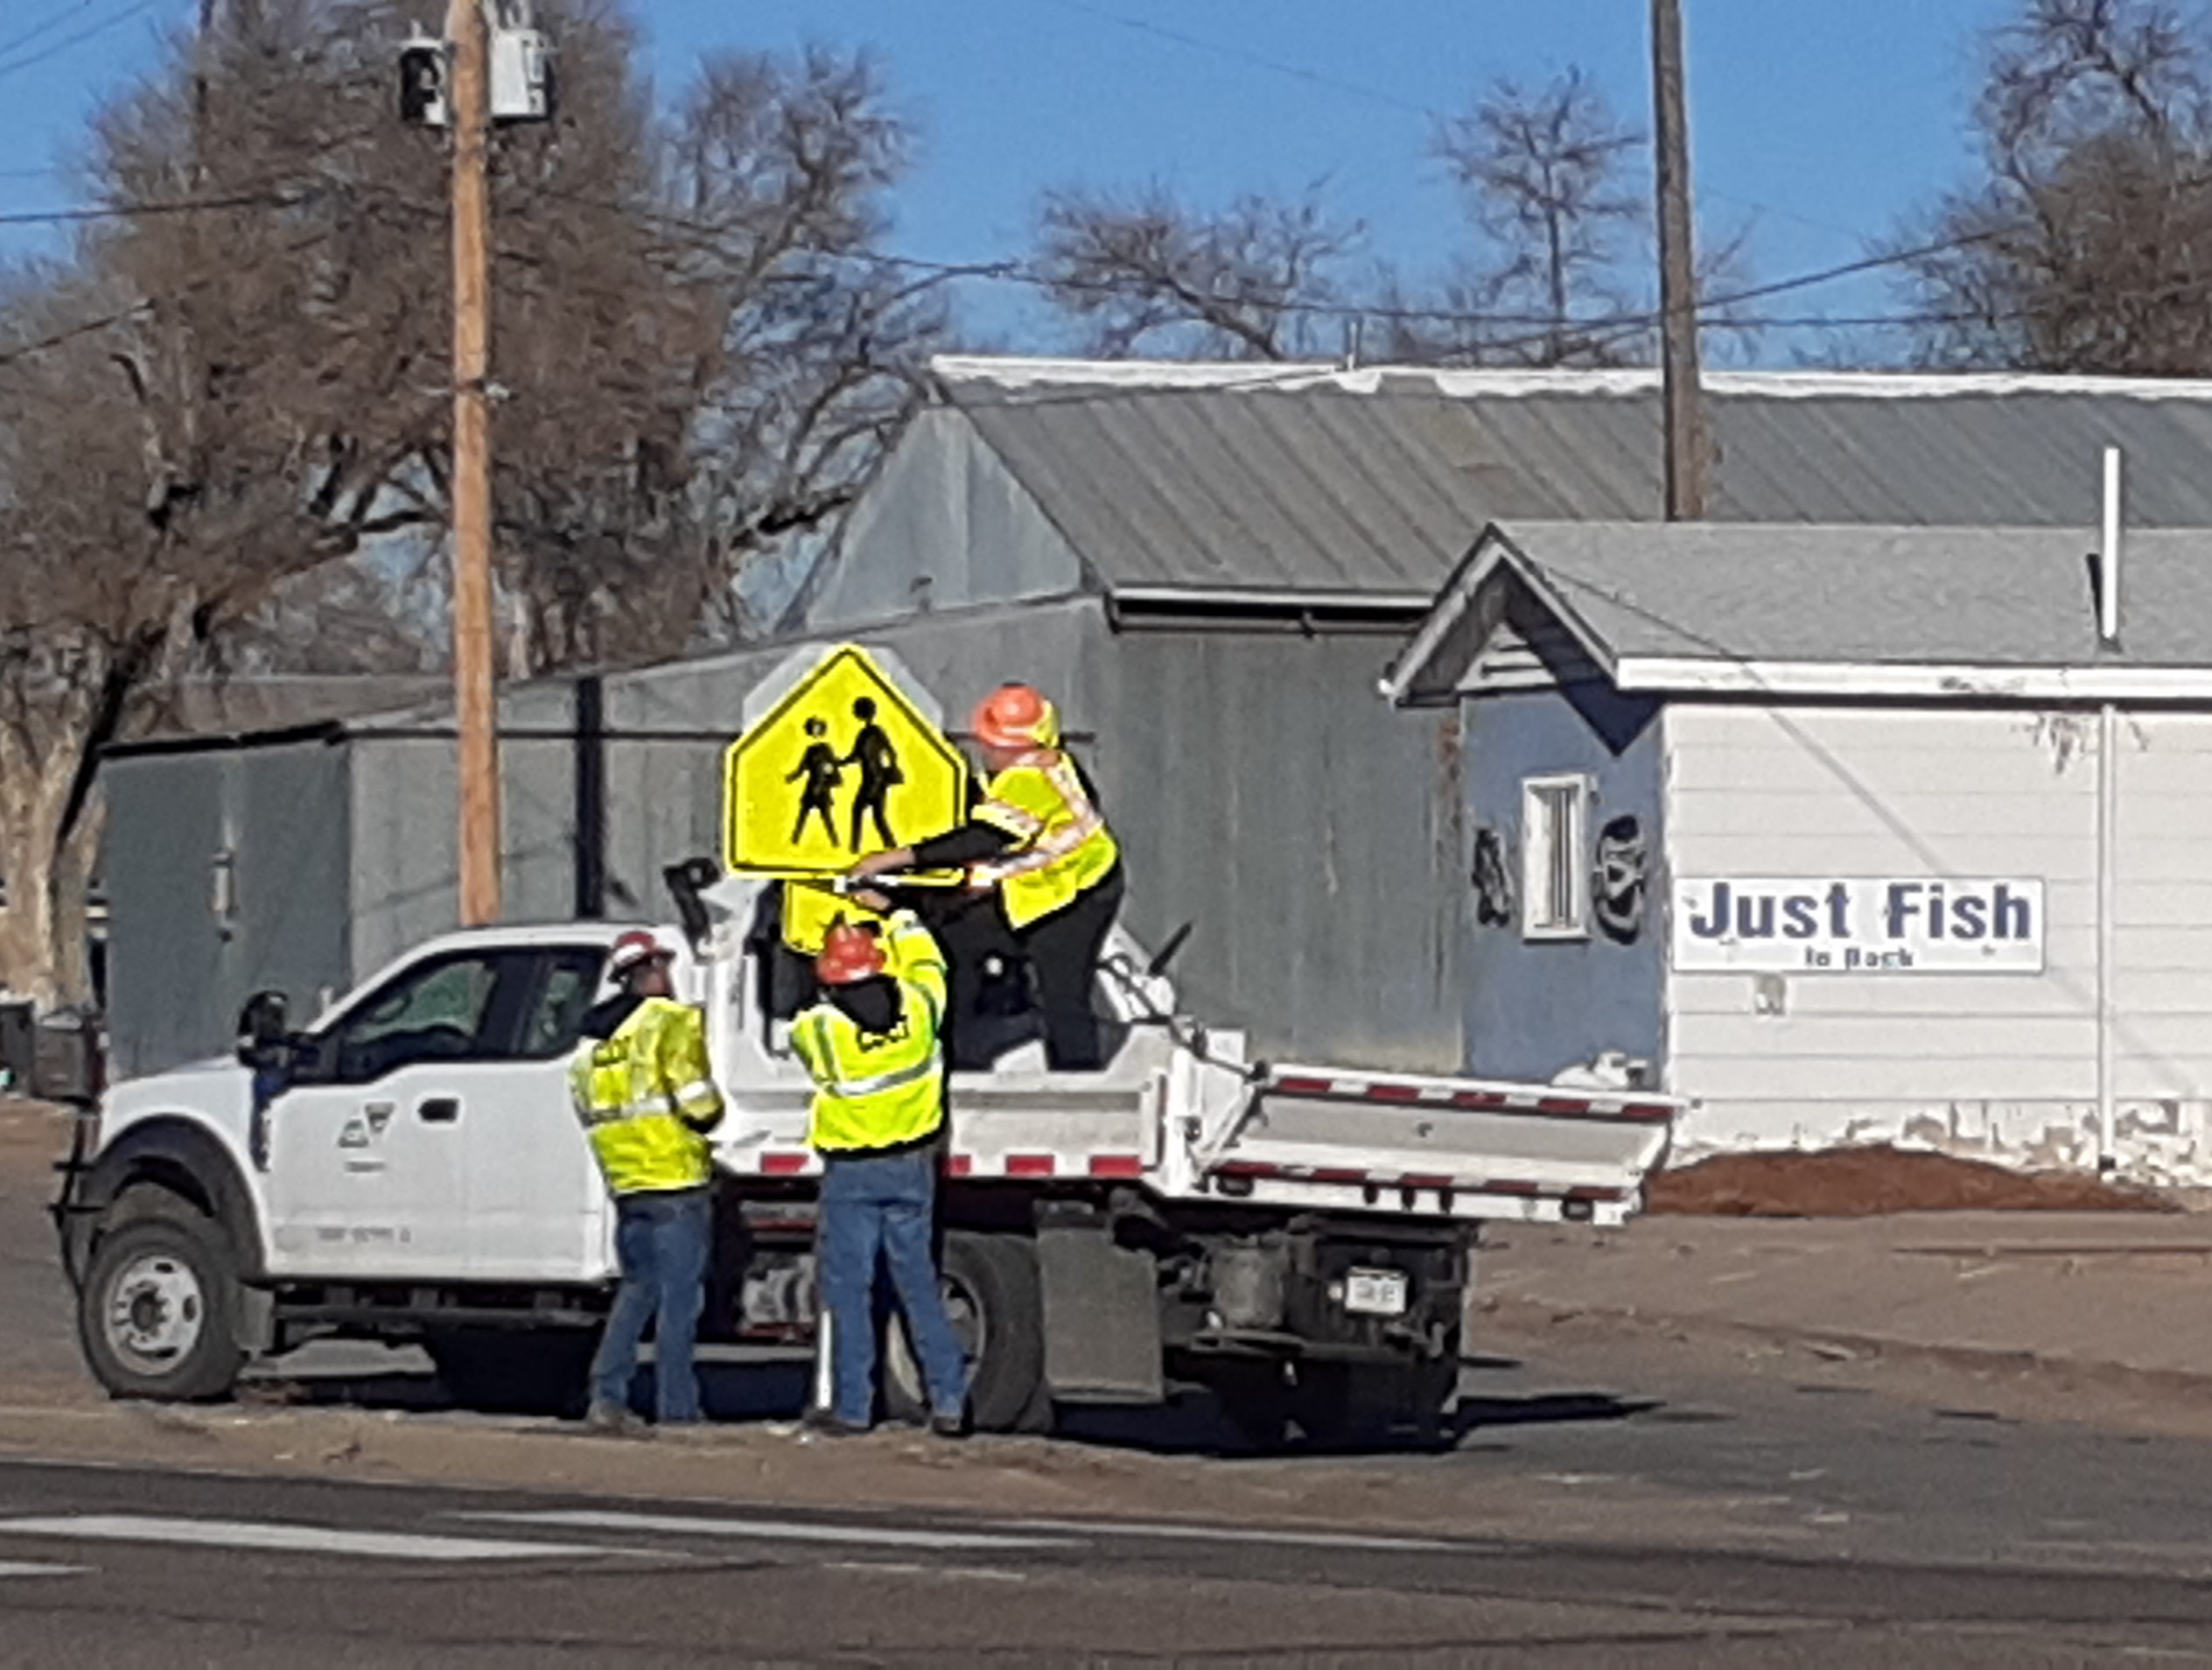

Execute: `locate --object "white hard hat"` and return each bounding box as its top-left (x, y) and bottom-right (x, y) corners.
top-left (608, 930), bottom-right (674, 979)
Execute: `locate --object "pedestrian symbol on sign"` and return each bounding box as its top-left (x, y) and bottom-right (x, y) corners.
top-left (843, 697), bottom-right (903, 852)
top-left (788, 719), bottom-right (844, 845)
top-left (724, 644), bottom-right (965, 875)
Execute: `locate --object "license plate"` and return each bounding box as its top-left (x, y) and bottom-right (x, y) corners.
top-left (1341, 1267), bottom-right (1410, 1317)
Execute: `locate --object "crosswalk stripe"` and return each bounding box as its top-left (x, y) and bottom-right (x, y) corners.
top-left (0, 1516), bottom-right (633, 1562)
top-left (458, 1509), bottom-right (1069, 1552)
top-left (0, 1561), bottom-right (89, 1578)
top-left (996, 1518), bottom-right (1462, 1553)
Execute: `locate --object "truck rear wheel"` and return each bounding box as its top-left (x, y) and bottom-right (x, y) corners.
top-left (882, 1230), bottom-right (1050, 1434)
top-left (78, 1205), bottom-right (246, 1402)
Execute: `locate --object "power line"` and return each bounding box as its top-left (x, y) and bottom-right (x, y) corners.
top-left (1032, 0), bottom-right (1875, 246)
top-left (0, 188), bottom-right (304, 227)
top-left (0, 0), bottom-right (163, 81)
top-left (0, 0), bottom-right (95, 63)
top-left (1038, 0), bottom-right (1431, 118)
top-left (0, 181), bottom-right (2059, 376)
top-left (0, 302), bottom-right (146, 368)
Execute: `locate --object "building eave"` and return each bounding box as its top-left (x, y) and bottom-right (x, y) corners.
top-left (1614, 656), bottom-right (2212, 703)
top-left (1379, 525), bottom-right (1623, 705)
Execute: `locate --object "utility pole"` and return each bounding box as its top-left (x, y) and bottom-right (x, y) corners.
top-left (448, 0), bottom-right (501, 924)
top-left (1651, 0), bottom-right (1708, 520)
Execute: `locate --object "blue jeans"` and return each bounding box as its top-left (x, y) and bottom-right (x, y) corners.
top-left (590, 1187), bottom-right (710, 1423)
top-left (818, 1150), bottom-right (969, 1427)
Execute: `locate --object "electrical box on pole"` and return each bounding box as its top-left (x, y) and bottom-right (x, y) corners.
top-left (488, 9), bottom-right (552, 123)
top-left (398, 30), bottom-right (448, 128)
top-left (396, 4), bottom-right (552, 130)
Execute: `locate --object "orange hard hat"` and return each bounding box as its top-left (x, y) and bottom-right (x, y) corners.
top-left (816, 921), bottom-right (887, 986)
top-left (971, 683), bottom-right (1059, 750)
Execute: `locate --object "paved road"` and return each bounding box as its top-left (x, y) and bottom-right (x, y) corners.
top-left (12, 1326), bottom-right (2212, 1667)
top-left (19, 1111), bottom-right (2212, 1664)
top-left (0, 1441), bottom-right (2209, 1670)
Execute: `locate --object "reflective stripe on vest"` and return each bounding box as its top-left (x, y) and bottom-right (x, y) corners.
top-left (569, 998), bottom-right (723, 1195)
top-left (970, 752), bottom-right (1119, 929)
top-left (796, 979), bottom-right (945, 1154)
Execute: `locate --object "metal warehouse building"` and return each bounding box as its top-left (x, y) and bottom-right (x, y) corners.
top-left (103, 359), bottom-right (2212, 1090)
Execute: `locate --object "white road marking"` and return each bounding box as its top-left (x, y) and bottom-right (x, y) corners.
top-left (824, 1560), bottom-right (1028, 1582)
top-left (0, 1561), bottom-right (89, 1578)
top-left (458, 1509), bottom-right (1068, 1552)
top-left (0, 1516), bottom-right (632, 1562)
top-left (997, 1518), bottom-right (1462, 1553)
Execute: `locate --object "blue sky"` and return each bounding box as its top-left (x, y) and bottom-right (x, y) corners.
top-left (0, 0), bottom-right (2019, 361)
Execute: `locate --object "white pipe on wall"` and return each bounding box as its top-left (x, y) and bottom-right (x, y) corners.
top-left (2097, 700), bottom-right (2118, 1173)
top-left (2096, 448), bottom-right (2123, 1170)
top-left (2101, 446), bottom-right (2123, 643)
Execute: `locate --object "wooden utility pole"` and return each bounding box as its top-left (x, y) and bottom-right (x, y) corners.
top-left (1651, 0), bottom-right (1708, 520)
top-left (448, 0), bottom-right (501, 923)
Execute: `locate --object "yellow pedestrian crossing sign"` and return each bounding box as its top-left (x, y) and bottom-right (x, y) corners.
top-left (723, 643), bottom-right (968, 875)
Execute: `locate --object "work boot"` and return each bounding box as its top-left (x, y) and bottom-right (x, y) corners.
top-left (583, 1400), bottom-right (647, 1437)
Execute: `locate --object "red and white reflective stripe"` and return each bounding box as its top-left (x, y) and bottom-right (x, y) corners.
top-left (1266, 1074), bottom-right (1673, 1124)
top-left (728, 1151), bottom-right (1149, 1181)
top-left (1209, 1158), bottom-right (1628, 1203)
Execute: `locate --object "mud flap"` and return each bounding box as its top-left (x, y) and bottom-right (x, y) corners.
top-left (1036, 1216), bottom-right (1162, 1405)
top-left (234, 1286), bottom-right (276, 1354)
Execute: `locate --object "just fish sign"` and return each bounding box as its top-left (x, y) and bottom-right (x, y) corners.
top-left (1671, 878), bottom-right (2047, 974)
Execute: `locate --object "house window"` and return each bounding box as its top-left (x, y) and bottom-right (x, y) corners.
top-left (1521, 774), bottom-right (1591, 940)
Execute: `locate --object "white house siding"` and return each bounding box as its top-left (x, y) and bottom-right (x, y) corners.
top-left (2110, 714), bottom-right (2212, 1176)
top-left (1656, 702), bottom-right (2212, 1177)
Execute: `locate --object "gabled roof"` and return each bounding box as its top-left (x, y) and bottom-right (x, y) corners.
top-left (933, 357), bottom-right (2212, 602)
top-left (1385, 521), bottom-right (2212, 705)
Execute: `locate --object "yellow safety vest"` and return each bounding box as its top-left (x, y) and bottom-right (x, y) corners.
top-left (794, 913), bottom-right (948, 1154)
top-left (970, 750), bottom-right (1119, 930)
top-left (569, 997), bottom-right (726, 1196)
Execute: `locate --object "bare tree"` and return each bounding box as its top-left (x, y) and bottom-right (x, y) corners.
top-left (1894, 0), bottom-right (2212, 372)
top-left (0, 1), bottom-right (940, 1000)
top-left (1428, 68), bottom-right (1645, 365)
top-left (1032, 183), bottom-right (1362, 361)
top-left (1030, 67), bottom-right (1753, 371)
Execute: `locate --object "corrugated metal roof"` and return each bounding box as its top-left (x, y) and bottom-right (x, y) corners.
top-left (1417, 521), bottom-right (2212, 683)
top-left (938, 360), bottom-right (2212, 597)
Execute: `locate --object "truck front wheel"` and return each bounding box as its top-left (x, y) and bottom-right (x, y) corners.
top-left (882, 1230), bottom-right (1050, 1434)
top-left (78, 1207), bottom-right (247, 1402)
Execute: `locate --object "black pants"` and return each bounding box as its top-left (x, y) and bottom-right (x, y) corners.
top-left (937, 867), bottom-right (1124, 1071)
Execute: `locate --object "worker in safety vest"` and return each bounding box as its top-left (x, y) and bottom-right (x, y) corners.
top-left (569, 930), bottom-right (725, 1432)
top-left (793, 914), bottom-right (970, 1435)
top-left (851, 683), bottom-right (1123, 1071)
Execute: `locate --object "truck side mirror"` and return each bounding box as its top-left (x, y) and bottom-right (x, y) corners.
top-left (235, 990), bottom-right (289, 1068)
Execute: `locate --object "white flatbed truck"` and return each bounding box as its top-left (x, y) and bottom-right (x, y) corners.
top-left (54, 867), bottom-right (1678, 1443)
top-left (56, 642), bottom-right (1681, 1443)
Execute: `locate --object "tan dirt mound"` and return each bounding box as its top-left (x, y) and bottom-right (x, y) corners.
top-left (1647, 1144), bottom-right (2174, 1217)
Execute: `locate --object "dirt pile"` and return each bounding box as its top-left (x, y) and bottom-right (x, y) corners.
top-left (1647, 1145), bottom-right (2174, 1217)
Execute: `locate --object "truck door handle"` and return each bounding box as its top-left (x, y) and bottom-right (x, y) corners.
top-left (418, 1097), bottom-right (460, 1124)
